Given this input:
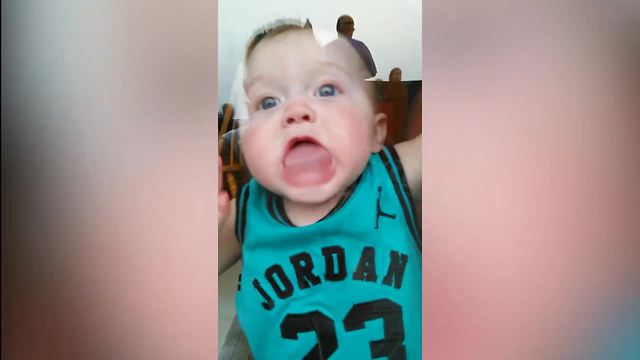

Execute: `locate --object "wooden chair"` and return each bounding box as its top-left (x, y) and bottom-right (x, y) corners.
top-left (218, 106), bottom-right (253, 359)
top-left (218, 106), bottom-right (252, 200)
top-left (375, 80), bottom-right (422, 145)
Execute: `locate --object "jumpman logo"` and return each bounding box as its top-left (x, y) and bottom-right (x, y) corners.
top-left (375, 186), bottom-right (396, 229)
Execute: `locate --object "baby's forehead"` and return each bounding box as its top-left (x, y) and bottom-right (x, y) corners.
top-left (246, 31), bottom-right (367, 79)
top-left (260, 30), bottom-right (321, 53)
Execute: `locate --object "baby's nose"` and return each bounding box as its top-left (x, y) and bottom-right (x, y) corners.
top-left (284, 104), bottom-right (315, 125)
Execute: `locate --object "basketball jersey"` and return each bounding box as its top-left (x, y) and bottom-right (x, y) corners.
top-left (235, 145), bottom-right (422, 360)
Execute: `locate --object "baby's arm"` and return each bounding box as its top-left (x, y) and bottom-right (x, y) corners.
top-left (218, 157), bottom-right (242, 274)
top-left (394, 134), bottom-right (422, 203)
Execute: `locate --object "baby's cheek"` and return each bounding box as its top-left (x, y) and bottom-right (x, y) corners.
top-left (241, 129), bottom-right (276, 178)
top-left (328, 107), bottom-right (373, 142)
top-left (330, 112), bottom-right (375, 171)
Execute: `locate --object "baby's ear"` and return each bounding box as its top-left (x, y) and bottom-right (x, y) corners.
top-left (371, 112), bottom-right (387, 153)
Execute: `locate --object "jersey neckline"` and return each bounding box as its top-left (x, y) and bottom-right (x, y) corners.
top-left (265, 175), bottom-right (362, 227)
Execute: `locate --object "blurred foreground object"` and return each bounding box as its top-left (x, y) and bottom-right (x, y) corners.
top-left (2, 0), bottom-right (218, 358)
top-left (423, 1), bottom-right (640, 359)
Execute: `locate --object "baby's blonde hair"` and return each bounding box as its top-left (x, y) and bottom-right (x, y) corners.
top-left (243, 19), bottom-right (382, 114)
top-left (245, 19), bottom-right (310, 63)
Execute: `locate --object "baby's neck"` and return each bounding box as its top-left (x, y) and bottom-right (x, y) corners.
top-left (282, 193), bottom-right (344, 227)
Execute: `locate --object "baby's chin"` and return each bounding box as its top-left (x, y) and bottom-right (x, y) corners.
top-left (278, 181), bottom-right (344, 205)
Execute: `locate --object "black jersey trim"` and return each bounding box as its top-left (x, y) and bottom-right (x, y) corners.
top-left (266, 192), bottom-right (285, 225)
top-left (265, 177), bottom-right (361, 227)
top-left (235, 184), bottom-right (250, 244)
top-left (386, 145), bottom-right (422, 238)
top-left (379, 146), bottom-right (421, 251)
top-left (274, 196), bottom-right (295, 226)
top-left (318, 175), bottom-right (361, 222)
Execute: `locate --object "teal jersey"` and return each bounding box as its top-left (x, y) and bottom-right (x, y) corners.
top-left (235, 145), bottom-right (422, 360)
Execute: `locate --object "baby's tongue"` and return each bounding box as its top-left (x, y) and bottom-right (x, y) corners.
top-left (282, 142), bottom-right (334, 187)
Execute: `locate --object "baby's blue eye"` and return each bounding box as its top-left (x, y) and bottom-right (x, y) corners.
top-left (259, 96), bottom-right (280, 110)
top-left (316, 84), bottom-right (337, 97)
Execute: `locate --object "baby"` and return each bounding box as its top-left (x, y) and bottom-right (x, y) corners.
top-left (218, 20), bottom-right (422, 359)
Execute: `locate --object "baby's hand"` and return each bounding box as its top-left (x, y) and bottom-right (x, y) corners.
top-left (218, 156), bottom-right (231, 226)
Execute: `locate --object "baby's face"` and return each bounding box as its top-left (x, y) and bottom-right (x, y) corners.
top-left (242, 30), bottom-right (384, 204)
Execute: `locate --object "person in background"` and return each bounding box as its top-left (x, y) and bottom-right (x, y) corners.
top-left (335, 14), bottom-right (377, 78)
top-left (389, 67), bottom-right (402, 82)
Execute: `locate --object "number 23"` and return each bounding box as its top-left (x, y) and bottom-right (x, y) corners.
top-left (279, 298), bottom-right (406, 360)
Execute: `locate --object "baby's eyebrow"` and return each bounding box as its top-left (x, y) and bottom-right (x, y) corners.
top-left (311, 61), bottom-right (351, 78)
top-left (244, 74), bottom-right (279, 93)
top-left (244, 62), bottom-right (352, 93)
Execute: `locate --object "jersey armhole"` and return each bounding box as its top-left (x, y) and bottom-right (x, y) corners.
top-left (379, 145), bottom-right (422, 251)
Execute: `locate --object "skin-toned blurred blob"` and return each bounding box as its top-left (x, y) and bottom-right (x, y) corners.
top-left (423, 1), bottom-right (639, 359)
top-left (3, 0), bottom-right (218, 358)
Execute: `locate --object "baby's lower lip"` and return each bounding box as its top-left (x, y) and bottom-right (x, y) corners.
top-left (282, 166), bottom-right (335, 187)
top-left (282, 142), bottom-right (334, 187)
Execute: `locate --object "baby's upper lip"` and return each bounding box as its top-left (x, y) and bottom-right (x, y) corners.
top-left (284, 136), bottom-right (323, 154)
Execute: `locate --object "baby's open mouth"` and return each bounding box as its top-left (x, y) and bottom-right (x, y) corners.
top-left (282, 136), bottom-right (335, 187)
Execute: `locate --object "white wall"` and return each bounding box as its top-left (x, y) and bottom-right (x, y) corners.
top-left (218, 0), bottom-right (422, 115)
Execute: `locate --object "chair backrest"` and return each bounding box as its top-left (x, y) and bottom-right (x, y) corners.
top-left (219, 107), bottom-right (252, 199)
top-left (373, 80), bottom-right (423, 145)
